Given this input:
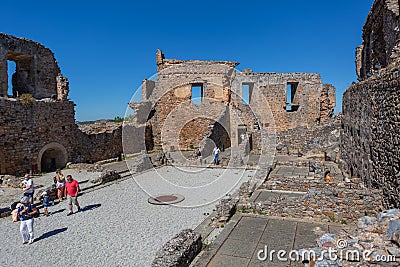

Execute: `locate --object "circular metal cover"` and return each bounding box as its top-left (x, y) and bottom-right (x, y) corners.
top-left (148, 194), bottom-right (185, 205)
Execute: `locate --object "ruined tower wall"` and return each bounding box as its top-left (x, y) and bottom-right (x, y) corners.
top-left (342, 0), bottom-right (400, 208)
top-left (0, 33), bottom-right (125, 175)
top-left (0, 33), bottom-right (62, 99)
top-left (357, 0), bottom-right (400, 80)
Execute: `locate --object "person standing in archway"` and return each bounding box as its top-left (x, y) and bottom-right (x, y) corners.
top-left (213, 146), bottom-right (220, 165)
top-left (64, 175), bottom-right (81, 216)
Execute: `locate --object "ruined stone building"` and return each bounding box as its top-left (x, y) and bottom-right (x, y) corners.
top-left (341, 0), bottom-right (400, 207)
top-left (0, 33), bottom-right (122, 175)
top-left (127, 50), bottom-right (336, 159)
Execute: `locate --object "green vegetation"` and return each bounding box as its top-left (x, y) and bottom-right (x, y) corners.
top-left (113, 114), bottom-right (135, 122)
top-left (113, 116), bottom-right (124, 122)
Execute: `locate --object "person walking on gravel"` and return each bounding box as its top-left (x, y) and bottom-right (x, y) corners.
top-left (64, 175), bottom-right (81, 216)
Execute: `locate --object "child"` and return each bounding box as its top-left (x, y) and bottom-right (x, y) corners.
top-left (40, 191), bottom-right (50, 216)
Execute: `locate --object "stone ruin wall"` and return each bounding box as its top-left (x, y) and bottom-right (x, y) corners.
top-left (277, 115), bottom-right (341, 158)
top-left (139, 53), bottom-right (236, 152)
top-left (0, 33), bottom-right (123, 175)
top-left (341, 0), bottom-right (400, 208)
top-left (130, 51), bottom-right (336, 156)
top-left (341, 63), bottom-right (400, 208)
top-left (0, 33), bottom-right (67, 99)
top-left (357, 0), bottom-right (400, 80)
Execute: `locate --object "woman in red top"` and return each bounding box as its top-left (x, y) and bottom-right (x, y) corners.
top-left (64, 175), bottom-right (81, 216)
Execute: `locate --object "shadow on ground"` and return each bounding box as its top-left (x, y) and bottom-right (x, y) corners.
top-left (51, 208), bottom-right (66, 215)
top-left (35, 227), bottom-right (68, 242)
top-left (81, 204), bottom-right (101, 212)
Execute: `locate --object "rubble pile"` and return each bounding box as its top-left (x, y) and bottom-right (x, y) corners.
top-left (240, 176), bottom-right (382, 224)
top-left (298, 209), bottom-right (400, 266)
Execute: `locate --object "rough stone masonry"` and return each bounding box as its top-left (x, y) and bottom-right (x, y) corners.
top-left (127, 50), bottom-right (336, 160)
top-left (341, 0), bottom-right (400, 208)
top-left (0, 33), bottom-right (122, 175)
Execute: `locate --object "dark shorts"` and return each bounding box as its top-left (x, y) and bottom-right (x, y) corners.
top-left (23, 192), bottom-right (34, 201)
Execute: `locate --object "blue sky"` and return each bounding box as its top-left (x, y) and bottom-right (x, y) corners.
top-left (2, 0), bottom-right (374, 121)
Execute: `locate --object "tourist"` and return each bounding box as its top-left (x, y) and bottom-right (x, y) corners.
top-left (213, 146), bottom-right (220, 165)
top-left (19, 174), bottom-right (34, 203)
top-left (40, 191), bottom-right (50, 216)
top-left (55, 169), bottom-right (66, 202)
top-left (64, 175), bottom-right (81, 216)
top-left (18, 196), bottom-right (38, 244)
top-left (324, 170), bottom-right (334, 182)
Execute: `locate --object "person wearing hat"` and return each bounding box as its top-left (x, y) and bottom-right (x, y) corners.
top-left (18, 196), bottom-right (38, 244)
top-left (19, 174), bottom-right (34, 203)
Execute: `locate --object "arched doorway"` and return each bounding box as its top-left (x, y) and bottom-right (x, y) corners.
top-left (37, 142), bottom-right (68, 173)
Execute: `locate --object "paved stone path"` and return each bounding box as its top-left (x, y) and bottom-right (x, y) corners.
top-left (193, 214), bottom-right (345, 267)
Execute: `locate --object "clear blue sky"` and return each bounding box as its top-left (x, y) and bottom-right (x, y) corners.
top-left (2, 0), bottom-right (374, 121)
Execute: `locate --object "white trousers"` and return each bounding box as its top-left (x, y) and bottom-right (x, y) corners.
top-left (20, 218), bottom-right (34, 242)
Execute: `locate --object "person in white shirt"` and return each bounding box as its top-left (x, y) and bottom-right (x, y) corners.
top-left (213, 147), bottom-right (220, 165)
top-left (19, 174), bottom-right (34, 203)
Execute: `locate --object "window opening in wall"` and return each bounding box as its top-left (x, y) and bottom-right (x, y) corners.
top-left (242, 83), bottom-right (253, 104)
top-left (286, 82), bottom-right (299, 112)
top-left (191, 84), bottom-right (203, 105)
top-left (7, 60), bottom-right (16, 97)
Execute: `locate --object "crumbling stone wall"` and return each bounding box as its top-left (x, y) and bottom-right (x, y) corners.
top-left (0, 33), bottom-right (124, 175)
top-left (357, 0), bottom-right (400, 80)
top-left (129, 51), bottom-right (335, 156)
top-left (320, 84), bottom-right (336, 122)
top-left (0, 33), bottom-right (68, 99)
top-left (342, 0), bottom-right (400, 208)
top-left (277, 115), bottom-right (341, 158)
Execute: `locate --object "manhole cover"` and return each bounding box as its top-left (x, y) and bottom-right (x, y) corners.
top-left (148, 194), bottom-right (185, 205)
top-left (155, 195), bottom-right (178, 202)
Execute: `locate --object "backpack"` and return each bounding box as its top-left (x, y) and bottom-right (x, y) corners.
top-left (11, 209), bottom-right (19, 222)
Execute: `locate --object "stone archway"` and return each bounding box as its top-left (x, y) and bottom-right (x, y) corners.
top-left (37, 142), bottom-right (68, 173)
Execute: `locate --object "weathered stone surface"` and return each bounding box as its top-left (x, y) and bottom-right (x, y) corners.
top-left (1, 175), bottom-right (19, 188)
top-left (152, 229), bottom-right (202, 267)
top-left (0, 34), bottom-right (124, 176)
top-left (90, 169), bottom-right (121, 184)
top-left (342, 0), bottom-right (400, 209)
top-left (128, 50), bottom-right (335, 158)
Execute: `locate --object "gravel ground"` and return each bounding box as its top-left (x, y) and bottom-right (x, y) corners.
top-left (0, 166), bottom-right (254, 267)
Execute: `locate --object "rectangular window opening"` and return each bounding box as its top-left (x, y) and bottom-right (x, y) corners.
top-left (286, 82), bottom-right (299, 112)
top-left (7, 60), bottom-right (16, 97)
top-left (242, 83), bottom-right (253, 104)
top-left (191, 84), bottom-right (203, 105)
